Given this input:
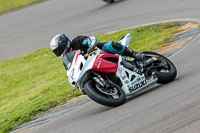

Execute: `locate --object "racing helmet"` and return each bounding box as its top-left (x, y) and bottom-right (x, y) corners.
top-left (50, 34), bottom-right (71, 57)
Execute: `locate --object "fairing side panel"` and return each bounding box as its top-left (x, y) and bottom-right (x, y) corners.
top-left (92, 52), bottom-right (119, 74)
top-left (116, 57), bottom-right (157, 95)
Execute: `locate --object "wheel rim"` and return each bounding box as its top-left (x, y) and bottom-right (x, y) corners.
top-left (95, 81), bottom-right (122, 99)
top-left (155, 57), bottom-right (173, 73)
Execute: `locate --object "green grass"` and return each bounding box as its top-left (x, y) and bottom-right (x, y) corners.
top-left (0, 0), bottom-right (45, 15)
top-left (97, 22), bottom-right (184, 52)
top-left (0, 22), bottom-right (185, 133)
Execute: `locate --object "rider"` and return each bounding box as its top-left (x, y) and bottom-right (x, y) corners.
top-left (50, 34), bottom-right (144, 67)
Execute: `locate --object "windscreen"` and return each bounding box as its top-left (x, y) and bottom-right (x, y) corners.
top-left (63, 50), bottom-right (77, 70)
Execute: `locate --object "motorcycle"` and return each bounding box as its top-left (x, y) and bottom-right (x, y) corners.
top-left (63, 34), bottom-right (177, 107)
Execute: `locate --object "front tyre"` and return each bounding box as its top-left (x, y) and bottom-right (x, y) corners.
top-left (143, 51), bottom-right (177, 84)
top-left (84, 80), bottom-right (126, 107)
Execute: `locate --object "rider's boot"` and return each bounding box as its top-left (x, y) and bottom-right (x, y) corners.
top-left (124, 48), bottom-right (145, 61)
top-left (131, 51), bottom-right (145, 61)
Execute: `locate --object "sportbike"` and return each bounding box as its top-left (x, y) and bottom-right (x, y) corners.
top-left (63, 34), bottom-right (177, 107)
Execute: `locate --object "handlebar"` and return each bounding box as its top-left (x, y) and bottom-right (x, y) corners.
top-left (84, 46), bottom-right (98, 58)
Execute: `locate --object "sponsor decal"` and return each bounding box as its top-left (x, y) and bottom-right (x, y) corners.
top-left (97, 61), bottom-right (101, 69)
top-left (129, 80), bottom-right (147, 93)
top-left (117, 68), bottom-right (122, 75)
top-left (137, 78), bottom-right (141, 81)
top-left (132, 67), bottom-right (142, 75)
top-left (121, 75), bottom-right (126, 80)
top-left (124, 80), bottom-right (129, 84)
top-left (70, 69), bottom-right (74, 79)
top-left (131, 80), bottom-right (137, 85)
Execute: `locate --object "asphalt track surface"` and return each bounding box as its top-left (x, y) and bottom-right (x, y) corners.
top-left (1, 0), bottom-right (200, 133)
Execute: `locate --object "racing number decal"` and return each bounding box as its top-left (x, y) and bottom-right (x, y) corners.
top-left (129, 80), bottom-right (147, 93)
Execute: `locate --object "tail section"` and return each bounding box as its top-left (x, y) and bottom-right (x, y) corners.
top-left (118, 33), bottom-right (132, 48)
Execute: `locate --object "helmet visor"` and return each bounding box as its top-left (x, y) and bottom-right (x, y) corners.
top-left (53, 45), bottom-right (65, 57)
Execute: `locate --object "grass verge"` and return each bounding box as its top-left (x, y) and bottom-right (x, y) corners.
top-left (0, 22), bottom-right (186, 133)
top-left (0, 0), bottom-right (45, 15)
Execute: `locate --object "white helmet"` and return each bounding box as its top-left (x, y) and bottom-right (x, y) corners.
top-left (50, 34), bottom-right (70, 57)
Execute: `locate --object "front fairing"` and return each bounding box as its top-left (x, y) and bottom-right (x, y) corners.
top-left (65, 50), bottom-right (86, 87)
top-left (66, 49), bottom-right (100, 88)
top-left (76, 49), bottom-right (100, 89)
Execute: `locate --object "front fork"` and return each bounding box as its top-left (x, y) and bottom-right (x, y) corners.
top-left (92, 72), bottom-right (119, 96)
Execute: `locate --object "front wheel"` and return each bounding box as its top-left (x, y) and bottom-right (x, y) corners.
top-left (84, 80), bottom-right (126, 107)
top-left (143, 51), bottom-right (177, 84)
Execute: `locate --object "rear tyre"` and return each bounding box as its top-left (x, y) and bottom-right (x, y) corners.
top-left (143, 51), bottom-right (177, 84)
top-left (84, 80), bottom-right (126, 107)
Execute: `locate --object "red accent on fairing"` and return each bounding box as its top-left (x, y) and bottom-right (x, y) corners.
top-left (75, 50), bottom-right (81, 63)
top-left (92, 51), bottom-right (119, 74)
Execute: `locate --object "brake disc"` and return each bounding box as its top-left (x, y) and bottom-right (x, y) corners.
top-left (95, 83), bottom-right (118, 96)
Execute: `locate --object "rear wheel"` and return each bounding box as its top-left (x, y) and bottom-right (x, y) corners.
top-left (143, 51), bottom-right (177, 84)
top-left (84, 79), bottom-right (126, 107)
